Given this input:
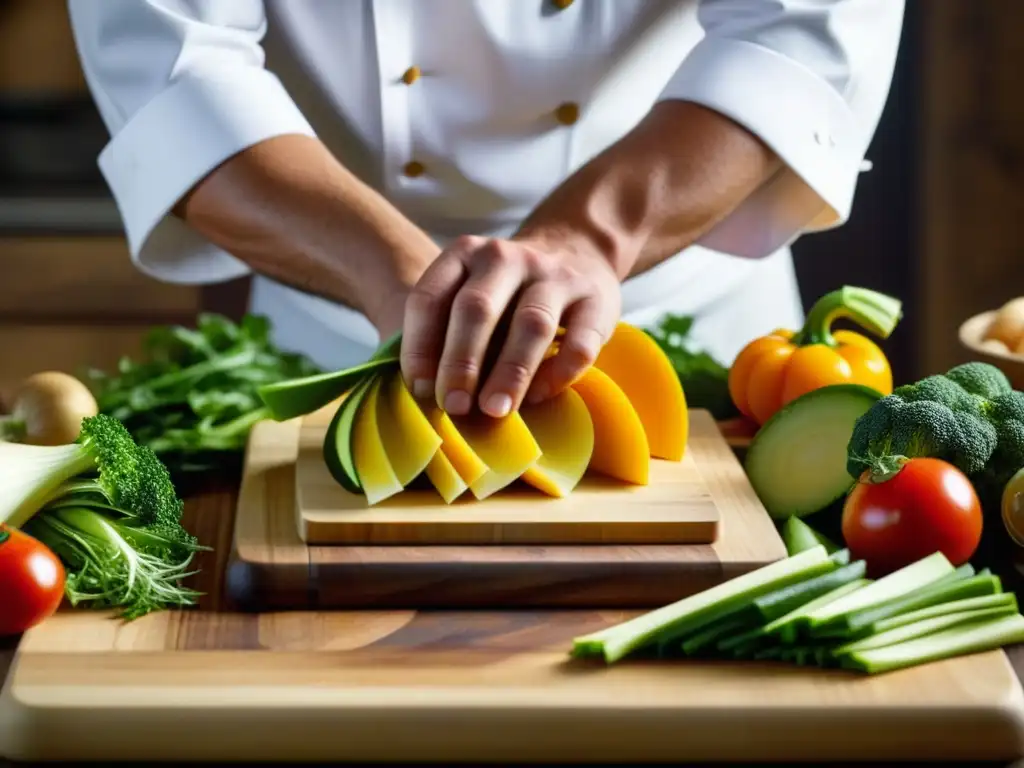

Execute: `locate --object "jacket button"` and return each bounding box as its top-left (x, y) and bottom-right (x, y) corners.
top-left (554, 102), bottom-right (580, 126)
top-left (403, 160), bottom-right (426, 178)
top-left (401, 66), bottom-right (421, 85)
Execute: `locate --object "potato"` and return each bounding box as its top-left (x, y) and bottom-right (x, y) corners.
top-left (985, 297), bottom-right (1024, 348)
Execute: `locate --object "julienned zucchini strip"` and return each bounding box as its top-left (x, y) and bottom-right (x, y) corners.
top-left (257, 332), bottom-right (403, 421)
top-left (571, 548), bottom-right (1024, 675)
top-left (840, 614), bottom-right (1024, 675)
top-left (258, 356), bottom-right (399, 421)
top-left (572, 546), bottom-right (833, 663)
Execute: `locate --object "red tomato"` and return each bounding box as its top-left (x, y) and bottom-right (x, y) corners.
top-left (842, 457), bottom-right (983, 576)
top-left (0, 525), bottom-right (65, 637)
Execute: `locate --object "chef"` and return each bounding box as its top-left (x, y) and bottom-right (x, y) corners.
top-left (68, 0), bottom-right (904, 419)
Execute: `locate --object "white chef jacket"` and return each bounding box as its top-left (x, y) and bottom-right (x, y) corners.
top-left (67, 0), bottom-right (904, 370)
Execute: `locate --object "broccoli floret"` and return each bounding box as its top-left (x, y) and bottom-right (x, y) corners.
top-left (944, 362), bottom-right (1013, 400)
top-left (847, 395), bottom-right (997, 478)
top-left (0, 413), bottom-right (204, 619)
top-left (847, 362), bottom-right (1024, 501)
top-left (990, 389), bottom-right (1024, 425)
top-left (986, 391), bottom-right (1024, 481)
top-left (0, 414), bottom-right (129, 529)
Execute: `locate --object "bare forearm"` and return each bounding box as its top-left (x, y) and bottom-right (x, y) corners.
top-left (515, 101), bottom-right (782, 278)
top-left (175, 134), bottom-right (438, 334)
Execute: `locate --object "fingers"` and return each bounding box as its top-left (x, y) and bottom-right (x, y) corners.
top-left (476, 281), bottom-right (568, 416)
top-left (400, 241), bottom-right (476, 399)
top-left (402, 232), bottom-right (619, 418)
top-left (434, 240), bottom-right (526, 415)
top-left (526, 295), bottom-right (617, 404)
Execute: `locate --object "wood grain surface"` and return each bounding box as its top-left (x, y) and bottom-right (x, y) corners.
top-left (2, 447), bottom-right (1024, 763)
top-left (228, 414), bottom-right (786, 610)
top-left (0, 237), bottom-right (200, 323)
top-left (0, 324), bottom-right (149, 402)
top-left (920, 0), bottom-right (1024, 377)
top-left (296, 405), bottom-right (733, 545)
top-left (298, 416), bottom-right (720, 545)
top-left (1, 451), bottom-right (1023, 763)
top-left (717, 416), bottom-right (757, 450)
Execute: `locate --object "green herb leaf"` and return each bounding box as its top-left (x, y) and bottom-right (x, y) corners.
top-left (87, 313), bottom-right (322, 489)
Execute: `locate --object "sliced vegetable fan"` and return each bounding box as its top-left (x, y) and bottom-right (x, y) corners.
top-left (258, 322), bottom-right (688, 506)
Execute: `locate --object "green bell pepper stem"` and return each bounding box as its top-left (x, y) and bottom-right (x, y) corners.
top-left (792, 286), bottom-right (903, 347)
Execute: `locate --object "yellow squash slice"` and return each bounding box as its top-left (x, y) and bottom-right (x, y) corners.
top-left (520, 387), bottom-right (595, 497)
top-left (377, 372), bottom-right (443, 486)
top-left (424, 450), bottom-right (469, 504)
top-left (571, 366), bottom-right (650, 485)
top-left (448, 411), bottom-right (542, 500)
top-left (594, 322), bottom-right (689, 461)
top-left (426, 407), bottom-right (489, 487)
top-left (352, 377), bottom-right (404, 506)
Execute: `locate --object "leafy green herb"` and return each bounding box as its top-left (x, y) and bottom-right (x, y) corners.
top-left (84, 314), bottom-right (321, 486)
top-left (644, 314), bottom-right (738, 420)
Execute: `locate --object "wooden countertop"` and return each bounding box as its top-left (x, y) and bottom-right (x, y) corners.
top-left (3, 483), bottom-right (1024, 767)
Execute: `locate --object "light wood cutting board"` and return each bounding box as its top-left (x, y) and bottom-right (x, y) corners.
top-left (3, 619), bottom-right (1024, 763)
top-left (2, 421), bottom-right (1024, 763)
top-left (295, 404), bottom-right (725, 546)
top-left (228, 416), bottom-right (787, 610)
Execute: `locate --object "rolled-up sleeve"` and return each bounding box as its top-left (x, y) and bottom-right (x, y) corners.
top-left (660, 0), bottom-right (905, 259)
top-left (67, 0), bottom-right (316, 283)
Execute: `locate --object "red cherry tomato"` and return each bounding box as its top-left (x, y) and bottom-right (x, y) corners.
top-left (0, 525), bottom-right (65, 637)
top-left (842, 457), bottom-right (983, 577)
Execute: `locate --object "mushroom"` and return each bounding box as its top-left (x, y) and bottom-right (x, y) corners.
top-left (985, 297), bottom-right (1024, 350)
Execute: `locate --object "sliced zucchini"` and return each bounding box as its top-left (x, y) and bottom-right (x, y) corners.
top-left (322, 376), bottom-right (376, 493)
top-left (834, 606), bottom-right (1017, 656)
top-left (257, 356), bottom-right (398, 421)
top-left (572, 546), bottom-right (832, 664)
top-left (837, 567), bottom-right (995, 636)
top-left (782, 516), bottom-right (842, 555)
top-left (840, 613), bottom-right (1024, 674)
top-left (868, 593), bottom-right (1017, 636)
top-left (805, 552), bottom-right (954, 632)
top-left (744, 384), bottom-right (882, 519)
top-left (752, 559), bottom-right (866, 623)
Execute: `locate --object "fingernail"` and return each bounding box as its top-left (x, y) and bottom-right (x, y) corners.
top-left (412, 379), bottom-right (433, 399)
top-left (526, 383), bottom-right (549, 404)
top-left (484, 393), bottom-right (512, 418)
top-left (444, 389), bottom-right (472, 415)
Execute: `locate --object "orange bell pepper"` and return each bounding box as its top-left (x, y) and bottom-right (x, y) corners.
top-left (728, 286), bottom-right (902, 426)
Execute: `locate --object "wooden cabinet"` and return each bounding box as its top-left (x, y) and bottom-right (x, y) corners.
top-left (918, 0), bottom-right (1024, 375)
top-left (0, 0), bottom-right (86, 97)
top-left (0, 236), bottom-right (249, 400)
top-left (0, 237), bottom-right (200, 322)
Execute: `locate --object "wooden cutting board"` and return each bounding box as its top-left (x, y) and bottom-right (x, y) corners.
top-left (4, 618), bottom-right (1024, 764)
top-left (226, 416), bottom-right (787, 610)
top-left (3, 424), bottom-right (1023, 763)
top-left (3, 444), bottom-right (1024, 764)
top-left (296, 405), bottom-right (722, 546)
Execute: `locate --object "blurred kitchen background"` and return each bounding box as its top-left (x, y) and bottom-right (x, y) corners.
top-left (0, 0), bottom-right (1020, 399)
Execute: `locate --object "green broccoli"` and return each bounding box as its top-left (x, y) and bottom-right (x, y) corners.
top-left (0, 414), bottom-right (204, 619)
top-left (847, 362), bottom-right (1024, 501)
top-left (945, 363), bottom-right (1013, 400)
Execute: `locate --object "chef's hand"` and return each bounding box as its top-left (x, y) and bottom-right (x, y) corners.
top-left (400, 235), bottom-right (621, 417)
